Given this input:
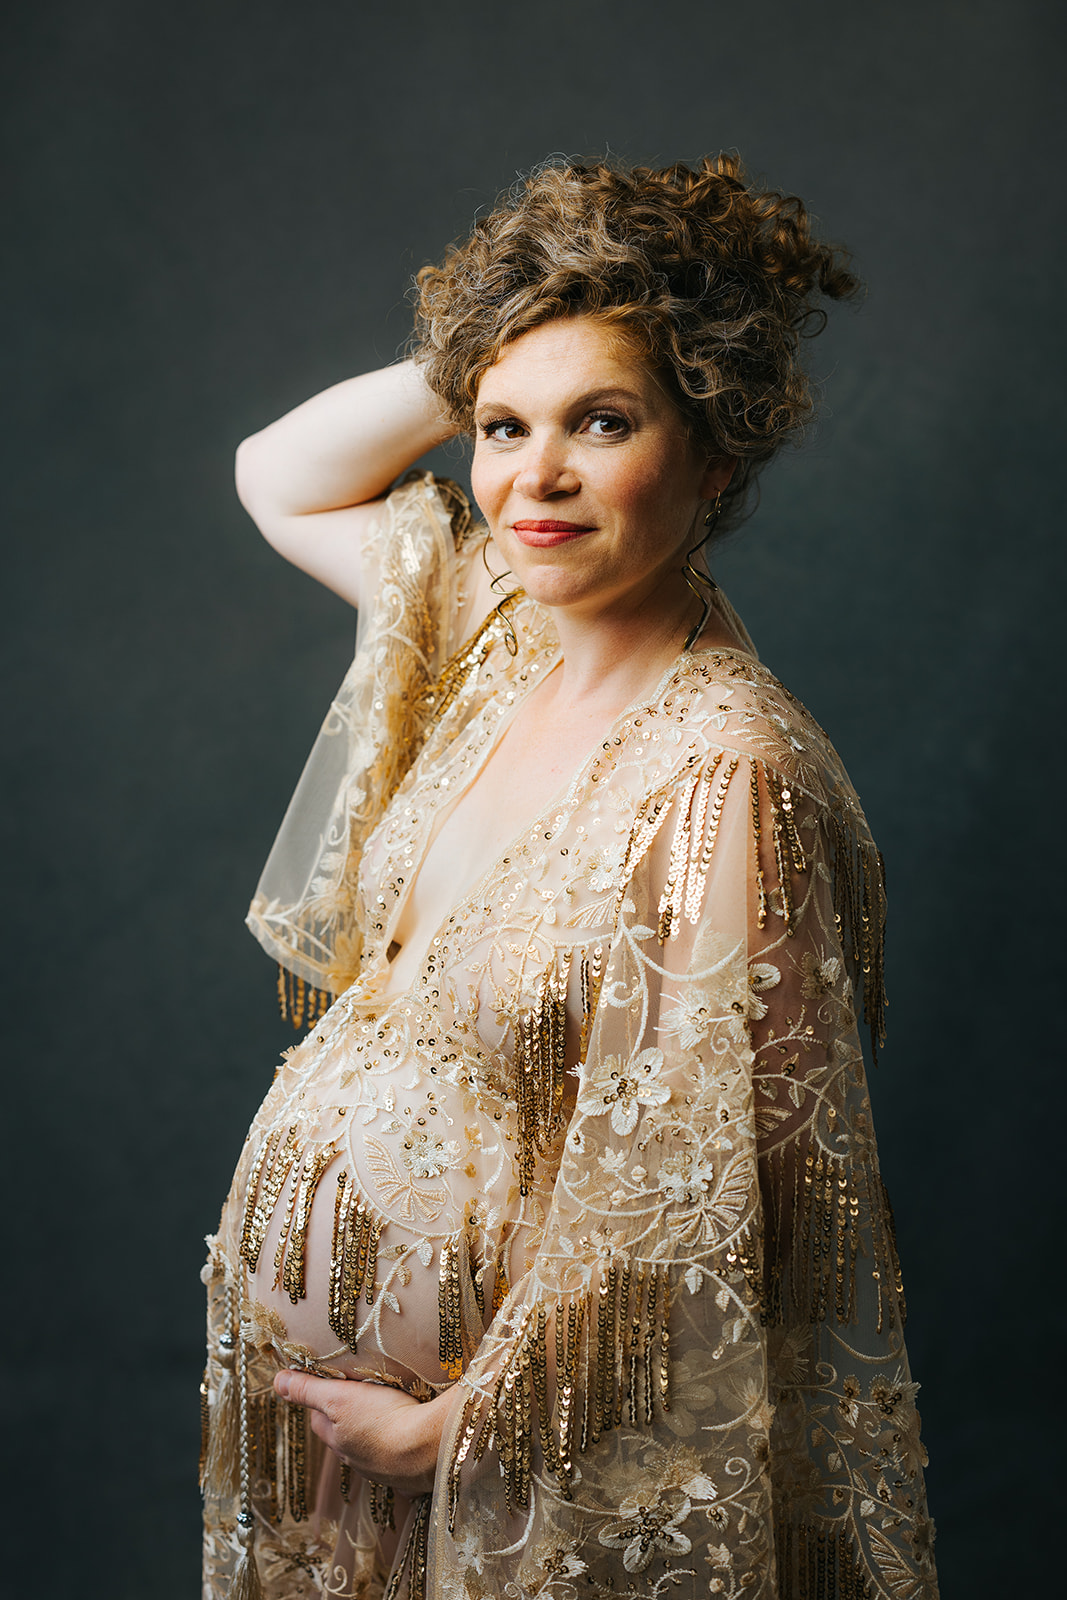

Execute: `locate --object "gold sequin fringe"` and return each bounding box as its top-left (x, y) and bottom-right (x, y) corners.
top-left (621, 755), bottom-right (821, 944)
top-left (446, 1266), bottom-right (672, 1530)
top-left (513, 948), bottom-right (573, 1195)
top-left (247, 1390), bottom-right (310, 1525)
top-left (438, 1231), bottom-right (468, 1379)
top-left (419, 471), bottom-right (476, 547)
top-left (578, 943), bottom-right (606, 1064)
top-left (510, 940), bottom-right (605, 1197)
top-left (762, 1145), bottom-right (905, 1332)
top-left (369, 1480), bottom-right (396, 1529)
top-left (277, 965), bottom-right (332, 1030)
top-left (415, 591), bottom-right (523, 728)
top-left (239, 1129), bottom-right (339, 1305)
top-left (438, 1226), bottom-right (489, 1379)
top-left (774, 1520), bottom-right (873, 1600)
top-left (614, 755), bottom-right (702, 931)
top-left (382, 1492), bottom-right (431, 1600)
top-left (658, 752), bottom-right (741, 940)
top-left (829, 815), bottom-right (888, 1059)
top-left (328, 1169), bottom-right (382, 1348)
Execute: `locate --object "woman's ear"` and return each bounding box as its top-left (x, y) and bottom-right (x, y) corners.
top-left (699, 457), bottom-right (737, 501)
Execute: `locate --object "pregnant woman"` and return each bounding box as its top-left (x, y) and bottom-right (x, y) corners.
top-left (200, 154), bottom-right (938, 1600)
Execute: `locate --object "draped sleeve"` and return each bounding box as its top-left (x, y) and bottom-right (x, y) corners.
top-left (245, 472), bottom-right (479, 1000)
top-left (429, 693), bottom-right (938, 1599)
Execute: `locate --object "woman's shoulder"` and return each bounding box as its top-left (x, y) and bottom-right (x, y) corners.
top-left (672, 648), bottom-right (871, 830)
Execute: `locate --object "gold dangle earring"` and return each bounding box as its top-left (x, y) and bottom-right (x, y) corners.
top-left (481, 536), bottom-right (522, 657)
top-left (682, 492), bottom-right (722, 652)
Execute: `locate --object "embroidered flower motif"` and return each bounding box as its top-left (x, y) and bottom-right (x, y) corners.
top-left (401, 1130), bottom-right (458, 1179)
top-left (658, 1151), bottom-right (717, 1204)
top-left (576, 1049), bottom-right (671, 1135)
top-left (745, 962), bottom-right (781, 1020)
top-left (522, 1537), bottom-right (587, 1581)
top-left (583, 841), bottom-right (628, 894)
top-left (660, 996), bottom-right (718, 1049)
top-left (598, 1489), bottom-right (693, 1573)
top-left (800, 951), bottom-right (841, 998)
top-left (451, 1531), bottom-right (485, 1573)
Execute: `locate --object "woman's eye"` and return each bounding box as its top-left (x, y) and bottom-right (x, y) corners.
top-left (482, 418), bottom-right (525, 443)
top-left (586, 412), bottom-right (629, 438)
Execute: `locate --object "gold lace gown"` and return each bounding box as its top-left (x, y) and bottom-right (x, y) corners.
top-left (201, 475), bottom-right (938, 1599)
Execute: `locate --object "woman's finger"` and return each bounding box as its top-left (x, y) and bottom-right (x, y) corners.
top-left (273, 1368), bottom-right (341, 1414)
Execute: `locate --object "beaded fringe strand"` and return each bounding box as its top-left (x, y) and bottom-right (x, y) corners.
top-left (447, 1264), bottom-right (672, 1530)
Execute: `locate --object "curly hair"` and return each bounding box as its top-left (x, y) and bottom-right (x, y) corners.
top-left (413, 154), bottom-right (860, 525)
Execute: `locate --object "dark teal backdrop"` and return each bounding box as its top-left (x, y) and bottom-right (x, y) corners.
top-left (5, 2), bottom-right (1061, 1593)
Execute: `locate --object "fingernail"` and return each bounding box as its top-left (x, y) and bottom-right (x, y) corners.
top-left (274, 1373), bottom-right (290, 1399)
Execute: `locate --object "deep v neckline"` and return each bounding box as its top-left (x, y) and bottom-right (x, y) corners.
top-left (371, 640), bottom-right (759, 997)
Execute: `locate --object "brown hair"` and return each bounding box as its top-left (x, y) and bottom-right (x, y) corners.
top-left (413, 154), bottom-right (860, 525)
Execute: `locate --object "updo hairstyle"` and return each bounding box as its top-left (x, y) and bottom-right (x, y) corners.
top-left (413, 154), bottom-right (859, 526)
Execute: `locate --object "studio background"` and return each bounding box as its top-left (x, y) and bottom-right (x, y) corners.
top-left (5, 1), bottom-right (1061, 1594)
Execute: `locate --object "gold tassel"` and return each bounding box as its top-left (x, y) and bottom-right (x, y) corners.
top-left (230, 1527), bottom-right (264, 1600)
top-left (202, 1356), bottom-right (241, 1501)
top-left (203, 1287), bottom-right (241, 1501)
top-left (230, 1286), bottom-right (265, 1600)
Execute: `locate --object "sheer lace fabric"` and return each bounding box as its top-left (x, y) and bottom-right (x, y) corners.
top-left (202, 475), bottom-right (937, 1599)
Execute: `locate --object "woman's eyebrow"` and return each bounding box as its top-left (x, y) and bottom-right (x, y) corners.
top-left (475, 385), bottom-right (646, 420)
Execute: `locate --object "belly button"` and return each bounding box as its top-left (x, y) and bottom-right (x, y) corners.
top-left (387, 940), bottom-right (402, 962)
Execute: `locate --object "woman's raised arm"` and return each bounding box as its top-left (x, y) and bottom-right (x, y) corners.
top-left (234, 360), bottom-right (456, 609)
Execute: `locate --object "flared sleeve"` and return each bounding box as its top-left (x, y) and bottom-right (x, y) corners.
top-left (245, 473), bottom-right (477, 1001)
top-left (430, 732), bottom-right (937, 1598)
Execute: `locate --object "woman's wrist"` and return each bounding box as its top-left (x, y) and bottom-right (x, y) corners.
top-left (399, 1384), bottom-right (463, 1496)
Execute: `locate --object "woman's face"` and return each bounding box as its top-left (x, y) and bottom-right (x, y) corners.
top-left (471, 316), bottom-right (730, 625)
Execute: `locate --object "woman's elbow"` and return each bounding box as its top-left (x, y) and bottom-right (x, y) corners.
top-left (234, 434), bottom-right (266, 517)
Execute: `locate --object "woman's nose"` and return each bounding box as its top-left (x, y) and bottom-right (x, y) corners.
top-left (513, 435), bottom-right (580, 498)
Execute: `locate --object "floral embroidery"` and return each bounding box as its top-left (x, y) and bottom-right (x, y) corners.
top-left (746, 961), bottom-right (781, 1019)
top-left (575, 1048), bottom-right (671, 1134)
top-left (401, 1129), bottom-right (458, 1179)
top-left (598, 1489), bottom-right (694, 1573)
top-left (800, 950), bottom-right (842, 997)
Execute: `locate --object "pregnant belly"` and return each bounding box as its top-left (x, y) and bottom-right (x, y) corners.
top-left (235, 1144), bottom-right (468, 1390)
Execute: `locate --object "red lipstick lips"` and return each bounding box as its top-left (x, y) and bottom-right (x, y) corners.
top-left (510, 520), bottom-right (593, 547)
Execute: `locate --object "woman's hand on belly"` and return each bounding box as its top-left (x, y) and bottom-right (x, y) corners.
top-left (273, 1369), bottom-right (463, 1498)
